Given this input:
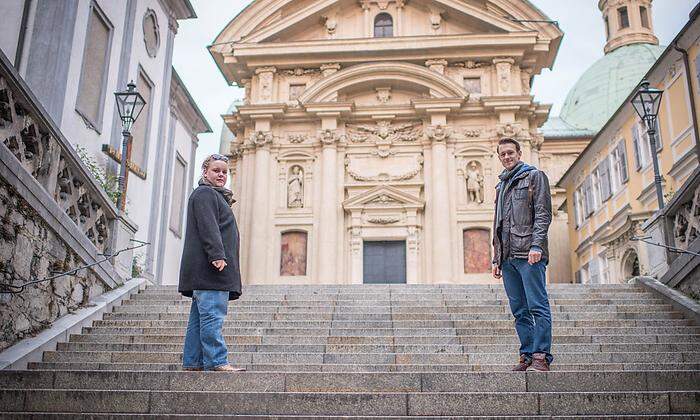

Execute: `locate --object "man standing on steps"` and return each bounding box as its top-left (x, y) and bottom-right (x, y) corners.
top-left (492, 138), bottom-right (553, 372)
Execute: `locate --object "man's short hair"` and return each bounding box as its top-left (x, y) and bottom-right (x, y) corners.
top-left (497, 137), bottom-right (521, 153)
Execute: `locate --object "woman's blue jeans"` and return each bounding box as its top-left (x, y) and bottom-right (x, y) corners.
top-left (182, 290), bottom-right (229, 370)
top-left (501, 258), bottom-right (553, 364)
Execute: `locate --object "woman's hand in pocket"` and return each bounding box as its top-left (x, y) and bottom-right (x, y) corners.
top-left (212, 259), bottom-right (227, 271)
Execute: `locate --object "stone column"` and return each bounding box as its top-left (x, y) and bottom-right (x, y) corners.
top-left (425, 120), bottom-right (453, 283)
top-left (361, 1), bottom-right (371, 37)
top-left (317, 122), bottom-right (340, 282)
top-left (248, 125), bottom-right (274, 282)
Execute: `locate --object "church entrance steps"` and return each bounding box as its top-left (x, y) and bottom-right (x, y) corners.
top-left (1, 283), bottom-right (698, 416)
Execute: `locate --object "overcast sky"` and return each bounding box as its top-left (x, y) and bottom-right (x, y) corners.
top-left (172, 0), bottom-right (697, 179)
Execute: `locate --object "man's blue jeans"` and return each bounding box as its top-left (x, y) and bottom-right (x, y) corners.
top-left (501, 258), bottom-right (553, 364)
top-left (182, 290), bottom-right (229, 370)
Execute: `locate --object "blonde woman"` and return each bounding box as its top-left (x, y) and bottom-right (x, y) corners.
top-left (178, 154), bottom-right (244, 371)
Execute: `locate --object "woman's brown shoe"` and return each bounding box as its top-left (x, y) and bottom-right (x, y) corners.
top-left (511, 355), bottom-right (531, 371)
top-left (212, 364), bottom-right (246, 372)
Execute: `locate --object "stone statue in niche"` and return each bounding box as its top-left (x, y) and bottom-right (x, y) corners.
top-left (465, 161), bottom-right (484, 204)
top-left (287, 165), bottom-right (304, 208)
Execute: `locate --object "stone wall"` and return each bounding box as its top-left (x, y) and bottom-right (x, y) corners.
top-left (0, 178), bottom-right (107, 351)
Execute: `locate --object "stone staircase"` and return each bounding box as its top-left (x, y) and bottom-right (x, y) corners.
top-left (1, 283), bottom-right (699, 418)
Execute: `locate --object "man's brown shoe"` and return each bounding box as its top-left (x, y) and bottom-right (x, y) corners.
top-left (527, 353), bottom-right (550, 372)
top-left (511, 355), bottom-right (531, 371)
top-left (212, 364), bottom-right (246, 372)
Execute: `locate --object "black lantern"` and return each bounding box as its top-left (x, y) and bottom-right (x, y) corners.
top-left (631, 80), bottom-right (663, 127)
top-left (113, 80), bottom-right (146, 211)
top-left (630, 80), bottom-right (665, 208)
top-left (114, 81), bottom-right (146, 132)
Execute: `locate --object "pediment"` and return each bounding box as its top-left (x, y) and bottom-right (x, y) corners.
top-left (214, 0), bottom-right (558, 46)
top-left (343, 185), bottom-right (424, 211)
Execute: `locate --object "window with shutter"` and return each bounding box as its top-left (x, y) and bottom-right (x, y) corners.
top-left (632, 124), bottom-right (642, 170)
top-left (599, 158), bottom-right (612, 201)
top-left (584, 176), bottom-right (594, 216)
top-left (75, 3), bottom-right (113, 130)
top-left (617, 141), bottom-right (629, 183)
top-left (129, 69), bottom-right (153, 170)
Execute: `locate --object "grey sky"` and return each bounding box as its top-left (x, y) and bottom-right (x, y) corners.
top-left (172, 0), bottom-right (697, 179)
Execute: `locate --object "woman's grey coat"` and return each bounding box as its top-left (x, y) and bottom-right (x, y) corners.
top-left (178, 185), bottom-right (242, 300)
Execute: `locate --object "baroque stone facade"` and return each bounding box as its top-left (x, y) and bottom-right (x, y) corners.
top-left (212, 0), bottom-right (564, 284)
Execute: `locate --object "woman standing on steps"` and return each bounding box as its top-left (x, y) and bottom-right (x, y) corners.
top-left (178, 153), bottom-right (245, 372)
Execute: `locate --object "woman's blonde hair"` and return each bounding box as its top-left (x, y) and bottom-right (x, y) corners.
top-left (201, 153), bottom-right (229, 173)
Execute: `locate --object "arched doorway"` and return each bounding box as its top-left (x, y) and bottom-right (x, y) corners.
top-left (621, 249), bottom-right (640, 281)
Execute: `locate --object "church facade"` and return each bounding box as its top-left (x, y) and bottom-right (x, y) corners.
top-left (211, 0), bottom-right (569, 284)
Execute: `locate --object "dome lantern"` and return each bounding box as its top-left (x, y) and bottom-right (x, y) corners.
top-left (599, 0), bottom-right (659, 54)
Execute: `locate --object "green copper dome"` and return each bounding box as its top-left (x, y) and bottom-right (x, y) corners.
top-left (559, 43), bottom-right (665, 132)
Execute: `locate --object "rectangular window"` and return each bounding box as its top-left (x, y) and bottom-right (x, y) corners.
top-left (591, 170), bottom-right (602, 210)
top-left (640, 6), bottom-right (649, 28)
top-left (129, 69), bottom-right (154, 170)
top-left (598, 157), bottom-right (612, 202)
top-left (463, 77), bottom-right (481, 94)
top-left (632, 123), bottom-right (644, 169)
top-left (75, 2), bottom-right (113, 130)
top-left (573, 190), bottom-right (581, 228)
top-left (615, 141), bottom-right (629, 184)
top-left (289, 84), bottom-right (305, 101)
top-left (618, 7), bottom-right (629, 29)
top-left (169, 154), bottom-right (187, 237)
top-left (581, 263), bottom-right (590, 284)
top-left (695, 53), bottom-right (700, 87)
top-left (574, 270), bottom-right (582, 284)
top-left (584, 176), bottom-right (594, 216)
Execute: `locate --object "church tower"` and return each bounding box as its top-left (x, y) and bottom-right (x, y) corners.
top-left (600, 0), bottom-right (659, 53)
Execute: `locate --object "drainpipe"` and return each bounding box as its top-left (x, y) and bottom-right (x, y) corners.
top-left (673, 41), bottom-right (700, 161)
top-left (14, 0), bottom-right (32, 69)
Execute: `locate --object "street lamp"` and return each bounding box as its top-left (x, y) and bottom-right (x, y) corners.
top-left (631, 80), bottom-right (665, 209)
top-left (114, 81), bottom-right (146, 211)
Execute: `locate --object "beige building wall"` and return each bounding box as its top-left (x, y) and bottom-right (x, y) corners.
top-left (213, 0), bottom-right (565, 285)
top-left (560, 11), bottom-right (700, 283)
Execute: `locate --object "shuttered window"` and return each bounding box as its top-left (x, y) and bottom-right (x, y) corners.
top-left (75, 3), bottom-right (113, 130)
top-left (169, 154), bottom-right (187, 236)
top-left (129, 70), bottom-right (153, 170)
top-left (632, 123), bottom-right (643, 169)
top-left (598, 158), bottom-right (612, 202)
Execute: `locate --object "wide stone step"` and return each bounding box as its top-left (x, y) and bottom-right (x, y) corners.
top-left (3, 370), bottom-right (698, 392)
top-left (41, 350), bottom-right (700, 364)
top-left (67, 333), bottom-right (700, 345)
top-left (112, 304), bottom-right (674, 314)
top-left (28, 361), bottom-right (700, 372)
top-left (83, 325), bottom-right (700, 336)
top-left (54, 342), bottom-right (700, 354)
top-left (0, 389), bottom-right (696, 416)
top-left (123, 298), bottom-right (667, 306)
top-left (1, 414), bottom-right (695, 419)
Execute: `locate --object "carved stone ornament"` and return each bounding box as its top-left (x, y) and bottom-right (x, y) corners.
top-left (673, 185), bottom-right (700, 250)
top-left (496, 123), bottom-right (522, 139)
top-left (425, 59), bottom-right (448, 75)
top-left (346, 121), bottom-right (422, 144)
top-left (428, 7), bottom-right (443, 30)
top-left (281, 68), bottom-right (319, 76)
top-left (346, 156), bottom-right (423, 182)
top-left (255, 67), bottom-right (276, 103)
top-left (318, 129), bottom-right (341, 145)
top-left (425, 125), bottom-right (451, 143)
top-left (322, 14), bottom-right (338, 36)
top-left (376, 87), bottom-right (391, 104)
top-left (288, 134), bottom-right (307, 144)
top-left (463, 128), bottom-right (481, 138)
top-left (493, 58), bottom-right (514, 95)
top-left (529, 132), bottom-right (545, 150)
top-left (320, 63), bottom-right (341, 77)
top-left (367, 216), bottom-right (400, 225)
top-left (367, 194), bottom-right (400, 206)
top-left (250, 130), bottom-right (273, 147)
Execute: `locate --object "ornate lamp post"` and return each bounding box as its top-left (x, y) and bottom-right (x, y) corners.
top-left (631, 80), bottom-right (665, 209)
top-left (114, 81), bottom-right (146, 212)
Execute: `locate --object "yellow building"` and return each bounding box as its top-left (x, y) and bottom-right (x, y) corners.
top-left (558, 5), bottom-right (700, 283)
